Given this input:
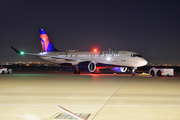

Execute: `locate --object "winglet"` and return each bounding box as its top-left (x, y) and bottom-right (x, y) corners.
top-left (11, 46), bottom-right (25, 55)
top-left (11, 46), bottom-right (20, 54)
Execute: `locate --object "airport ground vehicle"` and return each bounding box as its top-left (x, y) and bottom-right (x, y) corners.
top-left (0, 68), bottom-right (12, 74)
top-left (149, 68), bottom-right (174, 77)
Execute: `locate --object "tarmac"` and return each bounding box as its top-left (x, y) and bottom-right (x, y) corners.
top-left (0, 72), bottom-right (180, 120)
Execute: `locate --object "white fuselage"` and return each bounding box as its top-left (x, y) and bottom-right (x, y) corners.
top-left (38, 50), bottom-right (147, 67)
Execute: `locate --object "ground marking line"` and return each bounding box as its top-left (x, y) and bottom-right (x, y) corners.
top-left (1, 104), bottom-right (180, 107)
top-left (91, 77), bottom-right (133, 120)
top-left (56, 105), bottom-right (86, 120)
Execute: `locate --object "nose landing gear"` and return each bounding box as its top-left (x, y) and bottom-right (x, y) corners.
top-left (132, 67), bottom-right (137, 76)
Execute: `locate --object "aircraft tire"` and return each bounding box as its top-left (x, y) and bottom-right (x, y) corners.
top-left (74, 69), bottom-right (77, 74)
top-left (132, 73), bottom-right (135, 76)
top-left (74, 69), bottom-right (80, 74)
top-left (94, 69), bottom-right (101, 74)
top-left (77, 70), bottom-right (80, 74)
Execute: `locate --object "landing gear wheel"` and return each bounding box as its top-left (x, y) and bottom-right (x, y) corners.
top-left (94, 69), bottom-right (101, 74)
top-left (74, 69), bottom-right (80, 74)
top-left (132, 73), bottom-right (135, 76)
top-left (77, 70), bottom-right (80, 74)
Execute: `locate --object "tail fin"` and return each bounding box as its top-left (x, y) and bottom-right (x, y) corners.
top-left (39, 29), bottom-right (58, 52)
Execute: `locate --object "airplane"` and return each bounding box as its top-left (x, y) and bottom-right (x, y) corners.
top-left (11, 29), bottom-right (148, 74)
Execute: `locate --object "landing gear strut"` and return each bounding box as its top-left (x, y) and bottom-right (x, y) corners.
top-left (132, 67), bottom-right (137, 76)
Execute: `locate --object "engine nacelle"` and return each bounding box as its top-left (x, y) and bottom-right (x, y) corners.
top-left (77, 61), bottom-right (96, 72)
top-left (110, 67), bottom-right (127, 73)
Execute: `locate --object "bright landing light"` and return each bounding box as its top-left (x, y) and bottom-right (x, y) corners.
top-left (107, 57), bottom-right (111, 61)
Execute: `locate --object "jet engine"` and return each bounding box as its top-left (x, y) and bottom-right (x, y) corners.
top-left (77, 61), bottom-right (96, 72)
top-left (110, 67), bottom-right (127, 73)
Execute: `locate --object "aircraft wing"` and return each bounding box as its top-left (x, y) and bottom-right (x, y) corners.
top-left (11, 46), bottom-right (81, 61)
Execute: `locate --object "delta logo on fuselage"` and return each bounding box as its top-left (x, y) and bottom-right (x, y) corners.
top-left (100, 51), bottom-right (118, 54)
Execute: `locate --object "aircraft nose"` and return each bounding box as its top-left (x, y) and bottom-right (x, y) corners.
top-left (138, 58), bottom-right (148, 66)
top-left (143, 59), bottom-right (148, 66)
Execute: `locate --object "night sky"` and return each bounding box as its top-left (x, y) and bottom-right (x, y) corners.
top-left (1, 0), bottom-right (180, 65)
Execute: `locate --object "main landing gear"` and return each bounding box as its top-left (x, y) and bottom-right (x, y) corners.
top-left (74, 69), bottom-right (101, 74)
top-left (74, 68), bottom-right (80, 74)
top-left (94, 69), bottom-right (101, 74)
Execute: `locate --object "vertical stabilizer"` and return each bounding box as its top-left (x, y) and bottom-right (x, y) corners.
top-left (39, 29), bottom-right (58, 52)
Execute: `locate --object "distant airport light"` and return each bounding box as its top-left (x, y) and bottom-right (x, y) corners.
top-left (20, 51), bottom-right (24, 55)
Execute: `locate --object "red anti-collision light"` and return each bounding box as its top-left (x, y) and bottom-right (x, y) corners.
top-left (93, 49), bottom-right (97, 52)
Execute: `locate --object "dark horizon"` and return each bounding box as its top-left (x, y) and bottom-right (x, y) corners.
top-left (0, 0), bottom-right (180, 65)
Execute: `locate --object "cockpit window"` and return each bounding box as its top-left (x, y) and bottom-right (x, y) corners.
top-left (131, 54), bottom-right (142, 57)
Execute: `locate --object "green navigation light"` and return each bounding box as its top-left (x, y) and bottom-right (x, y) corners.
top-left (20, 51), bottom-right (24, 55)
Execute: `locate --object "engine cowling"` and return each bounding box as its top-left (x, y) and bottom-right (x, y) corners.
top-left (77, 61), bottom-right (96, 72)
top-left (110, 67), bottom-right (127, 73)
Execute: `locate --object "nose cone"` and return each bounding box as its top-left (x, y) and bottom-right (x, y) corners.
top-left (142, 59), bottom-right (148, 66)
top-left (138, 58), bottom-right (148, 67)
